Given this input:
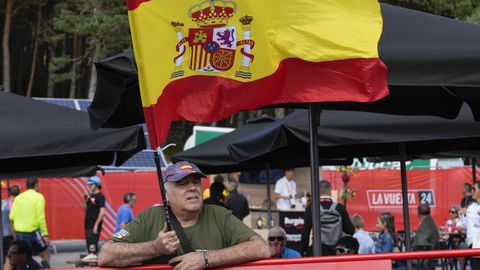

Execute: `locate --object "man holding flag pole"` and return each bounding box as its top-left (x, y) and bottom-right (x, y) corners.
top-left (99, 0), bottom-right (388, 265)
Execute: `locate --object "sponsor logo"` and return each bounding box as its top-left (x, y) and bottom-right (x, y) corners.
top-left (283, 217), bottom-right (304, 229)
top-left (286, 233), bottom-right (302, 243)
top-left (367, 189), bottom-right (435, 208)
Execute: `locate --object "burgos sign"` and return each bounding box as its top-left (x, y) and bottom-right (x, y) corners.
top-left (367, 189), bottom-right (435, 209)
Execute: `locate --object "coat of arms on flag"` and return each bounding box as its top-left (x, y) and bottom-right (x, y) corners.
top-left (171, 0), bottom-right (255, 79)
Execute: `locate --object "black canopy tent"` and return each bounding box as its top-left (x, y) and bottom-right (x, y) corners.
top-left (228, 106), bottom-right (480, 163)
top-left (172, 116), bottom-right (352, 174)
top-left (87, 3), bottom-right (480, 259)
top-left (0, 92), bottom-right (146, 178)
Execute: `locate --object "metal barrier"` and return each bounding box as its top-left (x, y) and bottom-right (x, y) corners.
top-left (58, 248), bottom-right (480, 270)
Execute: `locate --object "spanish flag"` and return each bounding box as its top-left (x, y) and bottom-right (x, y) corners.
top-left (127, 0), bottom-right (388, 149)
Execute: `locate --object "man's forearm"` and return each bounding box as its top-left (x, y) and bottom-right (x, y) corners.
top-left (98, 240), bottom-right (162, 267)
top-left (208, 235), bottom-right (271, 268)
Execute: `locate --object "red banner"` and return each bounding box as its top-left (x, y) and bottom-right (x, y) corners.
top-left (323, 167), bottom-right (475, 231)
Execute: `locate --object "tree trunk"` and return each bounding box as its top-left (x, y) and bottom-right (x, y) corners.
top-left (2, 0), bottom-right (14, 92)
top-left (88, 39), bottom-right (100, 99)
top-left (68, 34), bottom-right (78, 98)
top-left (237, 111), bottom-right (246, 127)
top-left (46, 45), bottom-right (55, 97)
top-left (274, 108), bottom-right (285, 119)
top-left (26, 4), bottom-right (42, 97)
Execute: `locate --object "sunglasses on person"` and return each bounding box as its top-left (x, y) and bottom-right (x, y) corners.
top-left (335, 247), bottom-right (354, 255)
top-left (449, 210), bottom-right (457, 214)
top-left (268, 236), bottom-right (285, 242)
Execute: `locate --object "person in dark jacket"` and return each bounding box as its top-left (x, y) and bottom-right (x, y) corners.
top-left (301, 180), bottom-right (355, 256)
top-left (413, 204), bottom-right (439, 249)
top-left (203, 181), bottom-right (226, 207)
top-left (412, 204), bottom-right (439, 268)
top-left (226, 179), bottom-right (250, 221)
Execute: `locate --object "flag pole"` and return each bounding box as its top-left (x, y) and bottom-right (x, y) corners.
top-left (154, 149), bottom-right (172, 230)
top-left (308, 103), bottom-right (322, 256)
top-left (399, 143), bottom-right (412, 270)
top-left (265, 163), bottom-right (272, 229)
top-left (472, 158), bottom-right (477, 184)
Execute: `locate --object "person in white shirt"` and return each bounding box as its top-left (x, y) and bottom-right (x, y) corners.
top-left (273, 168), bottom-right (296, 210)
top-left (459, 181), bottom-right (480, 269)
top-left (351, 214), bottom-right (375, 254)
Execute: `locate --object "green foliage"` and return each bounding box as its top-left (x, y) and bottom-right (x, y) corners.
top-left (49, 55), bottom-right (74, 83)
top-left (52, 0), bottom-right (130, 58)
top-left (382, 0), bottom-right (480, 20)
top-left (467, 6), bottom-right (480, 23)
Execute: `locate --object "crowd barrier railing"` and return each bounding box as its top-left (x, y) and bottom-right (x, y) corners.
top-left (57, 248), bottom-right (480, 270)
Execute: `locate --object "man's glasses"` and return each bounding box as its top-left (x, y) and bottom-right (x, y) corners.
top-left (268, 236), bottom-right (285, 242)
top-left (449, 210), bottom-right (457, 214)
top-left (335, 247), bottom-right (353, 255)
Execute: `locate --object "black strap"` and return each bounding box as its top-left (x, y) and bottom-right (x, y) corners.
top-left (168, 206), bottom-right (195, 253)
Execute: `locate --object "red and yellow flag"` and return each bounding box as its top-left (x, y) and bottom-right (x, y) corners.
top-left (127, 0), bottom-right (388, 149)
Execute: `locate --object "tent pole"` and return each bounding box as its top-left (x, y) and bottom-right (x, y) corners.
top-left (154, 150), bottom-right (172, 230)
top-left (308, 103), bottom-right (322, 256)
top-left (399, 143), bottom-right (412, 270)
top-left (472, 158), bottom-right (477, 184)
top-left (266, 163), bottom-right (272, 229)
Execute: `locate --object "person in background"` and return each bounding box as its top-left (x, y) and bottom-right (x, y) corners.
top-left (9, 178), bottom-right (50, 268)
top-left (335, 236), bottom-right (360, 255)
top-left (203, 175), bottom-right (229, 199)
top-left (351, 214), bottom-right (375, 254)
top-left (375, 212), bottom-right (395, 253)
top-left (412, 204), bottom-right (439, 269)
top-left (461, 183), bottom-right (475, 208)
top-left (301, 180), bottom-right (355, 256)
top-left (443, 205), bottom-right (466, 270)
top-left (444, 205), bottom-right (462, 234)
top-left (82, 176), bottom-right (106, 262)
top-left (115, 192), bottom-right (136, 233)
top-left (459, 181), bottom-right (480, 269)
top-left (268, 226), bottom-right (301, 258)
top-left (226, 178), bottom-right (250, 221)
top-left (273, 168), bottom-right (297, 210)
top-left (3, 185), bottom-right (20, 270)
top-left (7, 240), bottom-right (43, 270)
top-left (203, 181), bottom-right (227, 207)
top-left (412, 204), bottom-right (439, 250)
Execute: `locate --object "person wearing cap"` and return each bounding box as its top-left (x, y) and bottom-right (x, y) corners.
top-left (82, 176), bottom-right (106, 262)
top-left (99, 161), bottom-right (271, 269)
top-left (9, 178), bottom-right (51, 268)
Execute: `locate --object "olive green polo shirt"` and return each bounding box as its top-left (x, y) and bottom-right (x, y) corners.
top-left (112, 204), bottom-right (256, 264)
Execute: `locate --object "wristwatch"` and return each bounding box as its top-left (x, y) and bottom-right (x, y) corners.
top-left (200, 250), bottom-right (209, 267)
